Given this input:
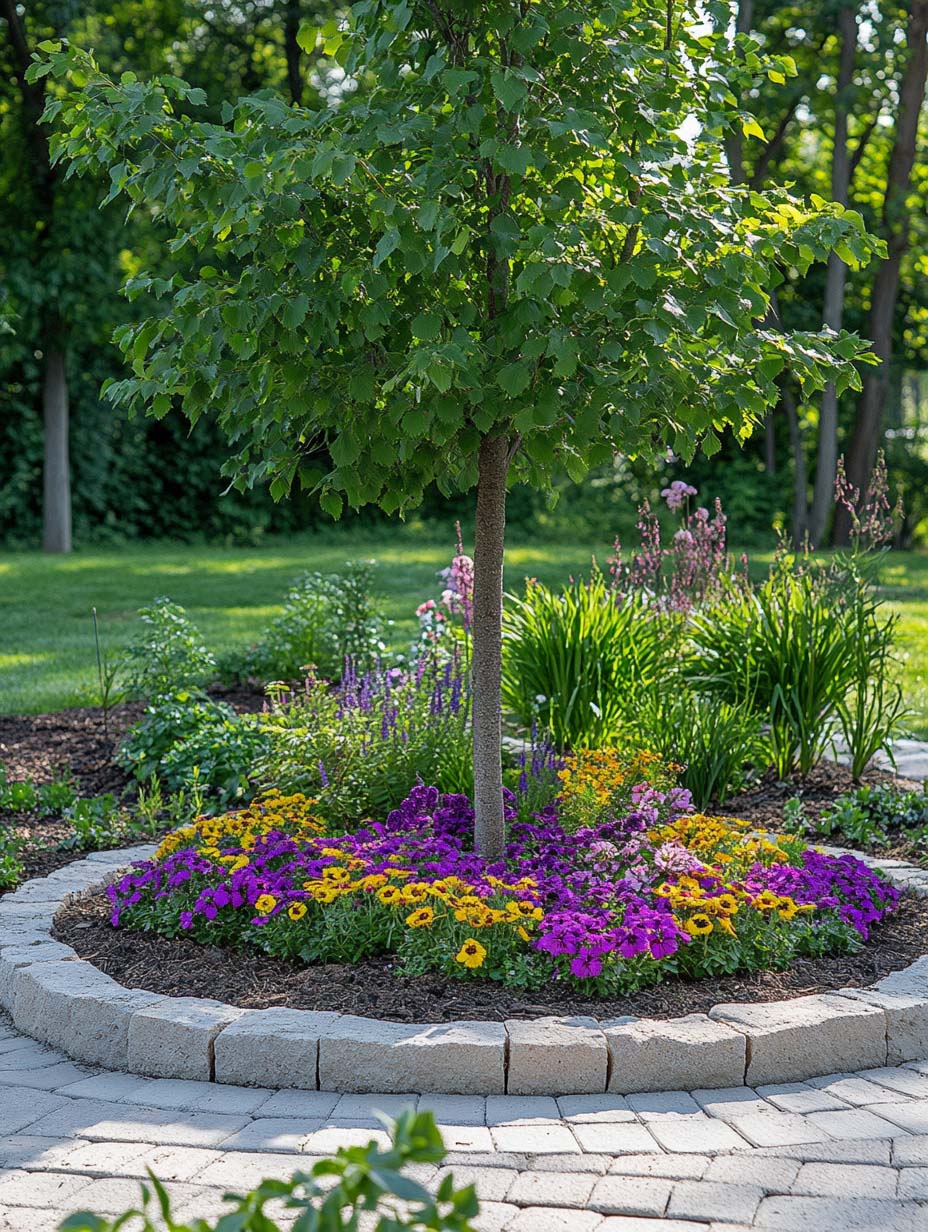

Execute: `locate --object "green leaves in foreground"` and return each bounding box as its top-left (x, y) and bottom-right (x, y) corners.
top-left (59, 1108), bottom-right (479, 1231)
top-left (32, 1), bottom-right (882, 518)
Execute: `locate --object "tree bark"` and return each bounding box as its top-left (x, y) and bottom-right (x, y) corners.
top-left (836, 0), bottom-right (928, 543)
top-left (723, 0), bottom-right (755, 184)
top-left (42, 345), bottom-right (72, 554)
top-left (471, 434), bottom-right (509, 861)
top-left (808, 1), bottom-right (857, 546)
top-left (284, 0), bottom-right (302, 106)
top-left (2, 0), bottom-right (73, 553)
top-left (783, 379), bottom-right (808, 547)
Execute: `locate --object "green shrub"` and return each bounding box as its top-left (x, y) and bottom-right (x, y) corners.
top-left (57, 795), bottom-right (124, 853)
top-left (118, 692), bottom-right (267, 801)
top-left (60, 1108), bottom-right (478, 1232)
top-left (0, 765), bottom-right (75, 815)
top-left (628, 686), bottom-right (764, 808)
top-left (122, 597), bottom-right (217, 700)
top-left (255, 660), bottom-right (471, 826)
top-left (235, 561), bottom-right (386, 683)
top-left (501, 570), bottom-right (666, 750)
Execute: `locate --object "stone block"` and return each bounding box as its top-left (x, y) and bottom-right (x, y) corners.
top-left (505, 1017), bottom-right (607, 1096)
top-left (0, 943), bottom-right (77, 1013)
top-left (836, 987), bottom-right (928, 1064)
top-left (213, 1008), bottom-right (341, 1088)
top-left (318, 1016), bottom-right (506, 1094)
top-left (709, 994), bottom-right (886, 1086)
top-left (10, 959), bottom-right (165, 1068)
top-left (872, 955), bottom-right (928, 997)
top-left (603, 1014), bottom-right (746, 1094)
top-left (128, 998), bottom-right (244, 1081)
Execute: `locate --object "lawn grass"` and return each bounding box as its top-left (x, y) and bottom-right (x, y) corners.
top-left (2, 529), bottom-right (927, 739)
top-left (0, 528), bottom-right (605, 717)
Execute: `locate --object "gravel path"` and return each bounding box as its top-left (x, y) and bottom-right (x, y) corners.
top-left (3, 1013), bottom-right (928, 1231)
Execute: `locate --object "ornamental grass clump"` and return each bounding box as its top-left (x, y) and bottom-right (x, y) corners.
top-left (108, 768), bottom-right (899, 998)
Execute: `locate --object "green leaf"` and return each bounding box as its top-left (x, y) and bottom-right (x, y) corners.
top-left (491, 69), bottom-right (528, 113)
top-left (373, 228), bottom-right (401, 268)
top-left (497, 362), bottom-right (532, 397)
top-left (281, 295), bottom-right (310, 329)
top-left (243, 161), bottom-right (265, 179)
top-left (410, 312), bottom-right (441, 341)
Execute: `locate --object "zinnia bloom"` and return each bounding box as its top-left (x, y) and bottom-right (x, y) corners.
top-left (406, 907), bottom-right (435, 929)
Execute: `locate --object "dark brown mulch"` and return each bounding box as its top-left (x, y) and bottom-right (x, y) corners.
top-left (0, 687), bottom-right (267, 893)
top-left (54, 890), bottom-right (928, 1024)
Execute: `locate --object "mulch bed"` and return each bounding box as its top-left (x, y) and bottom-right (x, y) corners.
top-left (55, 889), bottom-right (928, 1024)
top-left (0, 688), bottom-right (266, 891)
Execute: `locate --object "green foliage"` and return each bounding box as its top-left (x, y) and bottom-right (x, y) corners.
top-left (0, 825), bottom-right (25, 891)
top-left (118, 693), bottom-right (267, 801)
top-left (233, 560), bottom-right (386, 682)
top-left (786, 782), bottom-right (928, 851)
top-left (35, 6), bottom-right (880, 521)
top-left (57, 794), bottom-right (124, 853)
top-left (689, 555), bottom-right (899, 778)
top-left (0, 764), bottom-right (75, 815)
top-left (122, 598), bottom-right (217, 700)
top-left (255, 663), bottom-right (471, 826)
top-left (501, 572), bottom-right (664, 749)
top-left (629, 688), bottom-right (764, 809)
top-left (60, 1108), bottom-right (478, 1232)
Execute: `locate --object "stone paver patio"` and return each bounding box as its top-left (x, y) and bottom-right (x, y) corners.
top-left (3, 1013), bottom-right (928, 1231)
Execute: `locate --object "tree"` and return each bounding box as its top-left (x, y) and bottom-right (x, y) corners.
top-left (35, 0), bottom-right (880, 857)
top-left (836, 0), bottom-right (928, 542)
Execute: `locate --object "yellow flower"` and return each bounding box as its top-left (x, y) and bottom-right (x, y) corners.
top-left (776, 896), bottom-right (799, 920)
top-left (753, 890), bottom-right (780, 912)
top-left (517, 926), bottom-right (532, 942)
top-left (715, 893), bottom-right (739, 915)
top-left (684, 913), bottom-right (713, 937)
top-left (312, 886), bottom-right (339, 905)
top-left (288, 902), bottom-right (308, 921)
top-left (377, 886), bottom-right (401, 905)
top-left (455, 939), bottom-right (487, 969)
top-left (254, 894), bottom-right (277, 915)
top-left (406, 907), bottom-right (435, 929)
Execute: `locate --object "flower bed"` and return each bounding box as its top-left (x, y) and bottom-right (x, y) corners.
top-left (106, 767), bottom-right (900, 997)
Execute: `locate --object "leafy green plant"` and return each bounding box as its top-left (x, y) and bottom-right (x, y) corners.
top-left (236, 561), bottom-right (386, 683)
top-left (60, 1108), bottom-right (478, 1232)
top-left (58, 795), bottom-right (124, 853)
top-left (256, 661), bottom-right (471, 827)
top-left (689, 559), bottom-right (874, 777)
top-left (122, 598), bottom-right (217, 700)
top-left (0, 824), bottom-right (25, 891)
top-left (835, 569), bottom-right (910, 779)
top-left (502, 571), bottom-right (666, 750)
top-left (119, 693), bottom-right (267, 801)
top-left (809, 782), bottom-right (928, 850)
top-left (628, 686), bottom-right (764, 809)
top-left (0, 765), bottom-right (75, 815)
top-left (92, 606), bottom-right (126, 745)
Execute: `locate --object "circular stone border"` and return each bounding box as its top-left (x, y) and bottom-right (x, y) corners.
top-left (4, 844), bottom-right (928, 1096)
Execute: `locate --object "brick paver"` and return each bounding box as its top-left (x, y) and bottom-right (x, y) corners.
top-left (2, 1011), bottom-right (928, 1229)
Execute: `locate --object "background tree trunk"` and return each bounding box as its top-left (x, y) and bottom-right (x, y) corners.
top-left (284, 0), bottom-right (303, 106)
top-left (835, 0), bottom-right (928, 542)
top-left (808, 0), bottom-right (856, 546)
top-left (2, 0), bottom-right (73, 553)
top-left (723, 0), bottom-right (754, 184)
top-left (42, 344), bottom-right (72, 554)
top-left (471, 434), bottom-right (509, 861)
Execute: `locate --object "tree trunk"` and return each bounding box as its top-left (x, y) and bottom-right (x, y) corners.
top-left (471, 434), bottom-right (509, 861)
top-left (808, 1), bottom-right (856, 546)
top-left (723, 0), bottom-right (755, 184)
top-left (42, 345), bottom-right (72, 554)
top-left (836, 0), bottom-right (928, 543)
top-left (284, 0), bottom-right (302, 106)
